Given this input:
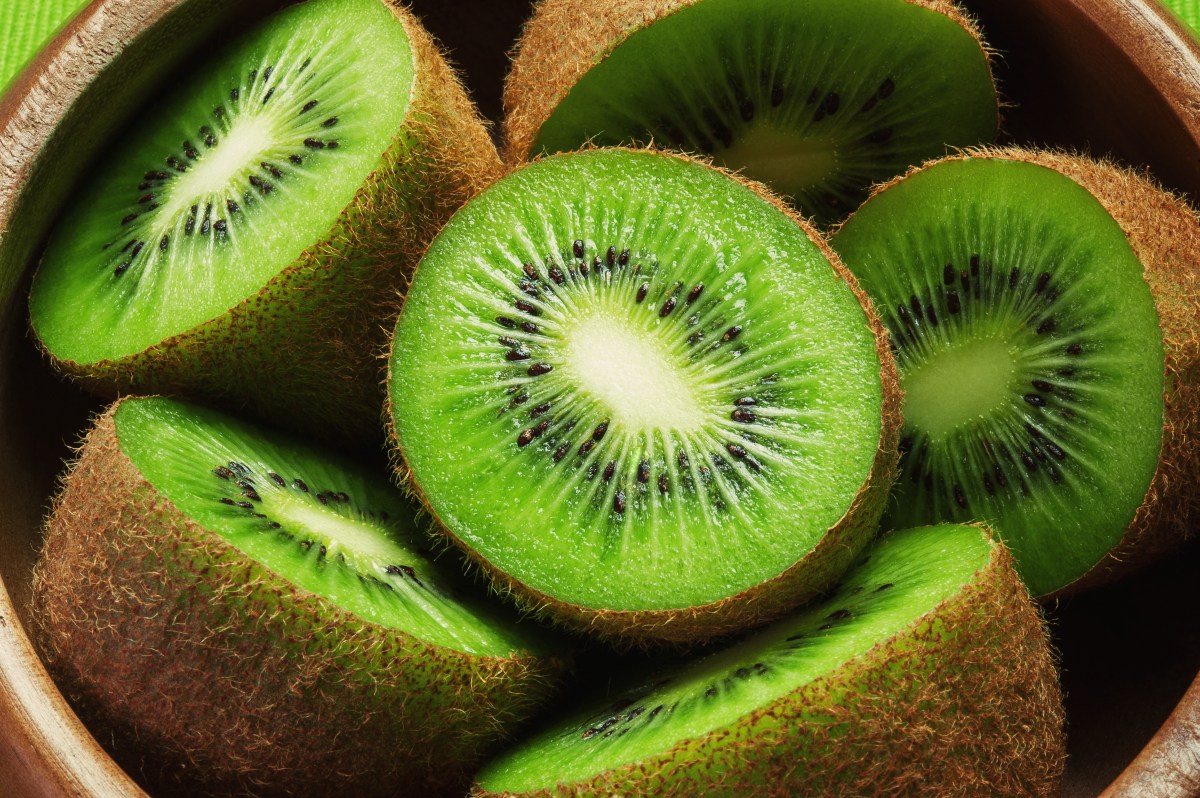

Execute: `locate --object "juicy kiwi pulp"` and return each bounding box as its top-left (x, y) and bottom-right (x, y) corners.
top-left (29, 0), bottom-right (412, 362)
top-left (389, 148), bottom-right (896, 640)
top-left (473, 523), bottom-right (1064, 796)
top-left (506, 0), bottom-right (997, 225)
top-left (832, 156), bottom-right (1165, 596)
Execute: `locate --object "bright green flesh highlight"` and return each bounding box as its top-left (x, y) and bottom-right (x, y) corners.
top-left (1162, 0), bottom-right (1200, 35)
top-left (113, 396), bottom-right (549, 658)
top-left (28, 0), bottom-right (413, 363)
top-left (476, 523), bottom-right (993, 792)
top-left (831, 158), bottom-right (1164, 596)
top-left (389, 149), bottom-right (884, 613)
top-left (530, 0), bottom-right (996, 225)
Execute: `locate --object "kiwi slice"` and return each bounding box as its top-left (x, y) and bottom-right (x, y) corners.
top-left (471, 523), bottom-right (1065, 797)
top-left (27, 0), bottom-right (501, 445)
top-left (831, 147), bottom-right (1200, 597)
top-left (503, 0), bottom-right (997, 226)
top-left (32, 395), bottom-right (566, 797)
top-left (387, 147), bottom-right (901, 644)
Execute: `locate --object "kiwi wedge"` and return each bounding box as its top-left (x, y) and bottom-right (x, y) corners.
top-left (471, 523), bottom-right (1064, 797)
top-left (503, 0), bottom-right (997, 226)
top-left (387, 147), bottom-right (901, 644)
top-left (32, 395), bottom-right (566, 797)
top-left (831, 147), bottom-right (1200, 597)
top-left (27, 0), bottom-right (501, 445)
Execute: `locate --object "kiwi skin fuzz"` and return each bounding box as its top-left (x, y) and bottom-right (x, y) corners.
top-left (501, 0), bottom-right (992, 167)
top-left (31, 399), bottom-right (566, 798)
top-left (387, 147), bottom-right (904, 646)
top-left (849, 146), bottom-right (1200, 596)
top-left (470, 526), bottom-right (1066, 798)
top-left (38, 0), bottom-right (503, 448)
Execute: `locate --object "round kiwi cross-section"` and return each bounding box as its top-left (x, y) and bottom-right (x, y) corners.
top-left (831, 149), bottom-right (1200, 597)
top-left (32, 395), bottom-right (567, 798)
top-left (28, 0), bottom-right (502, 445)
top-left (471, 524), bottom-right (1065, 798)
top-left (503, 0), bottom-right (997, 225)
top-left (388, 148), bottom-right (901, 644)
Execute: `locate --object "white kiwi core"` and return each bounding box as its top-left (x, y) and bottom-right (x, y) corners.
top-left (901, 336), bottom-right (1017, 440)
top-left (563, 308), bottom-right (708, 434)
top-left (714, 124), bottom-right (837, 195)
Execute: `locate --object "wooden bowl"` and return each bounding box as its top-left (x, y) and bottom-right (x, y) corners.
top-left (1, 0), bottom-right (1199, 795)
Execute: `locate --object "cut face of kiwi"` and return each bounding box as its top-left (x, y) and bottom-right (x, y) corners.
top-left (472, 523), bottom-right (1065, 797)
top-left (388, 147), bottom-right (901, 644)
top-left (831, 149), bottom-right (1200, 597)
top-left (503, 0), bottom-right (997, 225)
top-left (32, 395), bottom-right (566, 798)
top-left (27, 0), bottom-right (501, 445)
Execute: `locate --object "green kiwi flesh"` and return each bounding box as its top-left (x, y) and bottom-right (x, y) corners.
top-left (505, 0), bottom-right (997, 225)
top-left (472, 523), bottom-right (1065, 797)
top-left (27, 0), bottom-right (500, 443)
top-left (831, 156), bottom-right (1165, 596)
top-left (388, 147), bottom-right (900, 643)
top-left (32, 395), bottom-right (565, 797)
top-left (0, 0), bottom-right (89, 92)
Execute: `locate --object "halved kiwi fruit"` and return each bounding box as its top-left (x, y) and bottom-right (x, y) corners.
top-left (503, 0), bottom-right (998, 225)
top-left (32, 395), bottom-right (566, 797)
top-left (387, 147), bottom-right (901, 644)
top-left (27, 0), bottom-right (501, 445)
top-left (471, 523), bottom-right (1065, 797)
top-left (831, 147), bottom-right (1200, 597)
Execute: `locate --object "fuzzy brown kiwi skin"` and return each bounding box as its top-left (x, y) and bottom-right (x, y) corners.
top-left (31, 398), bottom-right (566, 798)
top-left (386, 146), bottom-right (903, 647)
top-left (471, 526), bottom-right (1065, 798)
top-left (844, 146), bottom-right (1200, 598)
top-left (36, 0), bottom-right (503, 450)
top-left (502, 0), bottom-right (995, 168)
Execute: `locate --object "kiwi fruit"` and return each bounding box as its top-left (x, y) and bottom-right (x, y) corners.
top-left (503, 0), bottom-right (998, 226)
top-left (471, 523), bottom-right (1065, 797)
top-left (387, 146), bottom-right (902, 644)
top-left (32, 394), bottom-right (567, 798)
top-left (830, 147), bottom-right (1200, 597)
top-left (26, 0), bottom-right (502, 446)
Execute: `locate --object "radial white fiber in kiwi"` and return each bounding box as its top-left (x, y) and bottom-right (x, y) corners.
top-left (504, 0), bottom-right (997, 225)
top-left (472, 524), bottom-right (1065, 798)
top-left (28, 0), bottom-right (502, 445)
top-left (832, 149), bottom-right (1200, 597)
top-left (33, 396), bottom-right (566, 798)
top-left (388, 148), bottom-right (901, 644)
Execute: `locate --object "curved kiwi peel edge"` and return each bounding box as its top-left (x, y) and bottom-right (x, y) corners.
top-left (1011, 147), bottom-right (1200, 594)
top-left (28, 0), bottom-right (503, 446)
top-left (32, 397), bottom-right (566, 798)
top-left (386, 146), bottom-right (903, 646)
